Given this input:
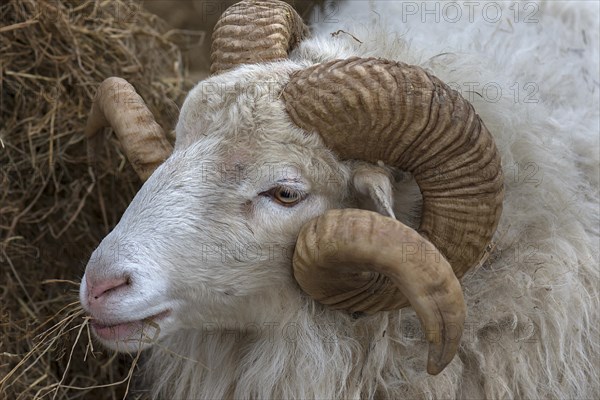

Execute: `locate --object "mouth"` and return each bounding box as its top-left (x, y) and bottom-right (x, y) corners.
top-left (90, 309), bottom-right (171, 343)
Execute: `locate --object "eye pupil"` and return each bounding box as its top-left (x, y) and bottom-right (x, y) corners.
top-left (280, 189), bottom-right (293, 199)
top-left (271, 186), bottom-right (303, 206)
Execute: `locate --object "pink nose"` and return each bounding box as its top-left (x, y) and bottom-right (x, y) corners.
top-left (87, 275), bottom-right (130, 302)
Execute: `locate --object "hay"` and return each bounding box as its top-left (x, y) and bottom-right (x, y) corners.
top-left (0, 1), bottom-right (188, 398)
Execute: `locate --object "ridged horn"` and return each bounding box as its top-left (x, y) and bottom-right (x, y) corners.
top-left (85, 77), bottom-right (173, 182)
top-left (210, 0), bottom-right (309, 74)
top-left (284, 57), bottom-right (503, 374)
top-left (293, 209), bottom-right (466, 375)
top-left (283, 57), bottom-right (504, 286)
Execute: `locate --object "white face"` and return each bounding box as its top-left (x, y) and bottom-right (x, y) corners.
top-left (79, 128), bottom-right (350, 352)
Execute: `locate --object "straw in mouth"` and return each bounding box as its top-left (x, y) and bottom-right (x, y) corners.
top-left (91, 310), bottom-right (171, 342)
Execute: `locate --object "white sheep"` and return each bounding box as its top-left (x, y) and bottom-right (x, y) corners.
top-left (79, 1), bottom-right (599, 399)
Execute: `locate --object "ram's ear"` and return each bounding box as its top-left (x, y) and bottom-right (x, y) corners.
top-left (351, 162), bottom-right (395, 218)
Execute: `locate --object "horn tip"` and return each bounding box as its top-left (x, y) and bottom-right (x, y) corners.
top-left (426, 340), bottom-right (458, 375)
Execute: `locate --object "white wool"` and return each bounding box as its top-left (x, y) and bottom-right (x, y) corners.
top-left (100, 1), bottom-right (599, 398)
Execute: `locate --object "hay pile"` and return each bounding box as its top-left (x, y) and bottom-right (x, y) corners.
top-left (0, 1), bottom-right (187, 398)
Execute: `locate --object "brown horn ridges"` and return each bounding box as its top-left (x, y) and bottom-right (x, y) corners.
top-left (210, 0), bottom-right (309, 74)
top-left (85, 77), bottom-right (173, 182)
top-left (283, 57), bottom-right (504, 278)
top-left (293, 209), bottom-right (466, 375)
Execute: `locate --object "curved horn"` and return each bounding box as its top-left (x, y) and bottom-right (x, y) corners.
top-left (284, 57), bottom-right (503, 280)
top-left (85, 77), bottom-right (173, 181)
top-left (293, 209), bottom-right (466, 375)
top-left (283, 58), bottom-right (503, 373)
top-left (210, 0), bottom-right (309, 74)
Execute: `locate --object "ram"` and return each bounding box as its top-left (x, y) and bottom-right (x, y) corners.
top-left (79, 1), bottom-right (599, 399)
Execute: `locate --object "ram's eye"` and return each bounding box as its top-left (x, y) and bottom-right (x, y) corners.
top-left (264, 186), bottom-right (305, 207)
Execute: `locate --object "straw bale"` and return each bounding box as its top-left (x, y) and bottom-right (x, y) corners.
top-left (0, 1), bottom-right (186, 398)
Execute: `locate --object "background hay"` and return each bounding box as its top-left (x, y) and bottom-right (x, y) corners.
top-left (0, 1), bottom-right (186, 398)
top-left (1, 1), bottom-right (325, 399)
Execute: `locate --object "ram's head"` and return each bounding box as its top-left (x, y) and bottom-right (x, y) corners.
top-left (79, 0), bottom-right (503, 375)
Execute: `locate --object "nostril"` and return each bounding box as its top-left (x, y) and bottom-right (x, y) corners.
top-left (90, 276), bottom-right (131, 300)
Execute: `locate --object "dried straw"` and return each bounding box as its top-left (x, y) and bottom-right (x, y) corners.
top-left (0, 1), bottom-right (187, 398)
